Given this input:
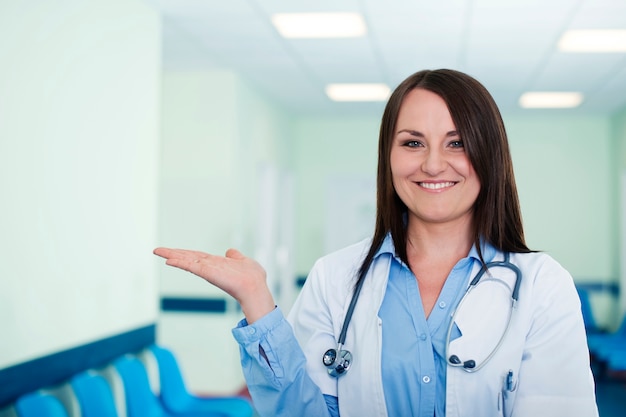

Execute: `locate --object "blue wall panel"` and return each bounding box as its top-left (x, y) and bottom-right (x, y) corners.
top-left (0, 324), bottom-right (155, 408)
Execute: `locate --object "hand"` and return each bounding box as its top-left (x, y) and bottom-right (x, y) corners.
top-left (153, 247), bottom-right (275, 323)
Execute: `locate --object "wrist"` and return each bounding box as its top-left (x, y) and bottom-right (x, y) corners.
top-left (240, 291), bottom-right (275, 324)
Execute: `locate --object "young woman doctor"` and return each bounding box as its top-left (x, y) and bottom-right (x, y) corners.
top-left (154, 69), bottom-right (599, 417)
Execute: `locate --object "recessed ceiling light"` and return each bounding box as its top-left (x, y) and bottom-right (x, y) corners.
top-left (519, 92), bottom-right (584, 109)
top-left (271, 13), bottom-right (367, 39)
top-left (558, 29), bottom-right (626, 52)
top-left (325, 83), bottom-right (390, 102)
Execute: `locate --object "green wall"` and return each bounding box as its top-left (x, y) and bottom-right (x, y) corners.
top-left (613, 107), bottom-right (626, 170)
top-left (505, 115), bottom-right (615, 280)
top-left (292, 116), bottom-right (380, 272)
top-left (611, 106), bottom-right (626, 314)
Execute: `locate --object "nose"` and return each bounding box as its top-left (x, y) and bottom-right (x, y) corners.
top-left (421, 148), bottom-right (447, 175)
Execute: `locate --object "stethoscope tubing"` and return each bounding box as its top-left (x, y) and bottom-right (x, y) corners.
top-left (337, 273), bottom-right (366, 346)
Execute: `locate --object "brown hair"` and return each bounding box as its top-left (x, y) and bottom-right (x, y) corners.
top-left (355, 69), bottom-right (531, 288)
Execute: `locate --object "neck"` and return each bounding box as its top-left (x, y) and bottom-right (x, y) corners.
top-left (405, 217), bottom-right (475, 264)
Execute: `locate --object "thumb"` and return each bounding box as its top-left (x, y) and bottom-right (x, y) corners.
top-left (225, 248), bottom-right (245, 260)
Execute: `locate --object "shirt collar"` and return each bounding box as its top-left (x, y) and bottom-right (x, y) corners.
top-left (376, 233), bottom-right (396, 258)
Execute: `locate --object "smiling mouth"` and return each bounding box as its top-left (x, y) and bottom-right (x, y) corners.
top-left (418, 181), bottom-right (456, 190)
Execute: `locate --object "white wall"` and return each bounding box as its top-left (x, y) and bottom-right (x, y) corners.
top-left (0, 0), bottom-right (161, 368)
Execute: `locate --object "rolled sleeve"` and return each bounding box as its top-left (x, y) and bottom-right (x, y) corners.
top-left (232, 307), bottom-right (332, 417)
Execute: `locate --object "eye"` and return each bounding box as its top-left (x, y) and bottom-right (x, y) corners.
top-left (402, 140), bottom-right (423, 148)
top-left (448, 140), bottom-right (464, 149)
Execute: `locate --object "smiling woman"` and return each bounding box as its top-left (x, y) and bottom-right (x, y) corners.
top-left (154, 69), bottom-right (599, 417)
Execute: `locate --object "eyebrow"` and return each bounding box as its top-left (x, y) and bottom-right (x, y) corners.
top-left (396, 129), bottom-right (460, 137)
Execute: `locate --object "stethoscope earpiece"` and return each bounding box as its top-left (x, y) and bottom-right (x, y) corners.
top-left (449, 355), bottom-right (476, 369)
top-left (449, 354), bottom-right (461, 364)
top-left (323, 347), bottom-right (352, 377)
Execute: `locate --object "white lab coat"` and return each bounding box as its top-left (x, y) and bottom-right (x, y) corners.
top-left (287, 238), bottom-right (599, 417)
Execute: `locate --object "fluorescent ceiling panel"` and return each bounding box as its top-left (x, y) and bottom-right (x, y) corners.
top-left (271, 13), bottom-right (367, 38)
top-left (518, 92), bottom-right (583, 108)
top-left (558, 29), bottom-right (626, 52)
top-left (325, 83), bottom-right (390, 102)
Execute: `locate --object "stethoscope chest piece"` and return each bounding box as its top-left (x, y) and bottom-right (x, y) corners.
top-left (323, 347), bottom-right (352, 377)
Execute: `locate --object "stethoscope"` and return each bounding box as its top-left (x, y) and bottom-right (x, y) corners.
top-left (322, 253), bottom-right (522, 377)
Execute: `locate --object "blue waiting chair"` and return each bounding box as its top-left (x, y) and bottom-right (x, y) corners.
top-left (607, 348), bottom-right (626, 371)
top-left (148, 345), bottom-right (254, 417)
top-left (587, 314), bottom-right (626, 360)
top-left (70, 371), bottom-right (119, 417)
top-left (114, 355), bottom-right (172, 417)
top-left (15, 392), bottom-right (68, 417)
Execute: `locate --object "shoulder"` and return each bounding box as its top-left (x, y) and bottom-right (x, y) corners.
top-left (509, 251), bottom-right (572, 282)
top-left (311, 237), bottom-right (372, 274)
top-left (509, 251), bottom-right (579, 308)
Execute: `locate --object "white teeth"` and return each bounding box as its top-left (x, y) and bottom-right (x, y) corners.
top-left (419, 182), bottom-right (455, 190)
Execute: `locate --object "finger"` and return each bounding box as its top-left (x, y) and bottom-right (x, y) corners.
top-left (154, 247), bottom-right (193, 259)
top-left (154, 247), bottom-right (211, 261)
top-left (154, 247), bottom-right (177, 259)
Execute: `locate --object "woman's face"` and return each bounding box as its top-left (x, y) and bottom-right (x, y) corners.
top-left (390, 88), bottom-right (481, 227)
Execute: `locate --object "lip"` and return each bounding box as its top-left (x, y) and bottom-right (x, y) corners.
top-left (417, 181), bottom-right (457, 191)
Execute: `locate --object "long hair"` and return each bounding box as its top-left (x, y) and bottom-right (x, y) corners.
top-left (354, 69), bottom-right (531, 288)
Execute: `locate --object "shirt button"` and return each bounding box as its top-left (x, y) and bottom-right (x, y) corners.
top-left (422, 376), bottom-right (431, 384)
top-left (420, 333), bottom-right (427, 341)
top-left (439, 301), bottom-right (447, 308)
top-left (248, 327), bottom-right (256, 334)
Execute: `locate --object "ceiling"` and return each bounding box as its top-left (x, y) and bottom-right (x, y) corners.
top-left (147, 0), bottom-right (626, 117)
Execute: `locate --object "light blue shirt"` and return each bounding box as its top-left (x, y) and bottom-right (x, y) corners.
top-left (232, 237), bottom-right (496, 417)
